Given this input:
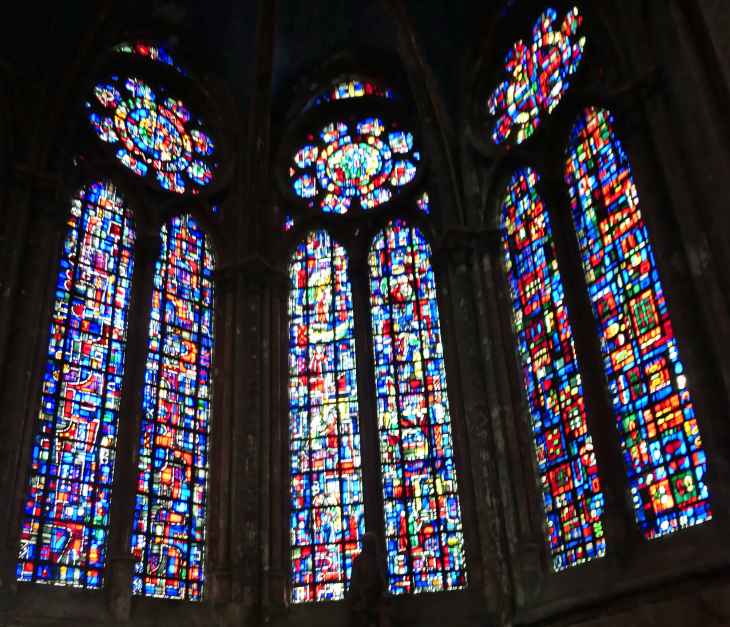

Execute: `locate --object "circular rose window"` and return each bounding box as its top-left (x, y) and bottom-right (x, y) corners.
top-left (87, 76), bottom-right (217, 194)
top-left (288, 117), bottom-right (421, 214)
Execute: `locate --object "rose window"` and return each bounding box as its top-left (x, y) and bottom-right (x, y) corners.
top-left (88, 77), bottom-right (216, 194)
top-left (488, 7), bottom-right (586, 146)
top-left (289, 118), bottom-right (420, 214)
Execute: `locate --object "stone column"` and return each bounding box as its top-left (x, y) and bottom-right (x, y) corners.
top-left (0, 178), bottom-right (65, 609)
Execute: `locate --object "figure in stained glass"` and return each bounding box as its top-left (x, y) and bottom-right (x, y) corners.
top-left (502, 169), bottom-right (605, 570)
top-left (369, 220), bottom-right (467, 593)
top-left (489, 7), bottom-right (585, 146)
top-left (132, 214), bottom-right (214, 600)
top-left (18, 181), bottom-right (135, 588)
top-left (289, 231), bottom-right (364, 602)
top-left (565, 108), bottom-right (711, 539)
top-left (290, 119), bottom-right (420, 214)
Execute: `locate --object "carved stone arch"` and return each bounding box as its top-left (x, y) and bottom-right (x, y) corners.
top-left (0, 21), bottom-right (237, 620)
top-left (272, 47), bottom-right (488, 617)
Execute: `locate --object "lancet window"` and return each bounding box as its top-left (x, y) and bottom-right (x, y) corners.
top-left (17, 42), bottom-right (223, 601)
top-left (485, 3), bottom-right (712, 571)
top-left (281, 77), bottom-right (468, 600)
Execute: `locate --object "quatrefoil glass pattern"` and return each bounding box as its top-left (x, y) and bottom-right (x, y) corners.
top-left (87, 77), bottom-right (216, 194)
top-left (289, 118), bottom-right (420, 214)
top-left (488, 7), bottom-right (585, 146)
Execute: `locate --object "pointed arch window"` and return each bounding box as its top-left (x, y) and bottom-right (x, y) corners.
top-left (565, 107), bottom-right (710, 538)
top-left (18, 181), bottom-right (135, 588)
top-left (281, 76), bottom-right (467, 601)
top-left (17, 40), bottom-right (226, 602)
top-left (369, 219), bottom-right (467, 592)
top-left (288, 230), bottom-right (363, 602)
top-left (501, 169), bottom-right (604, 570)
top-left (486, 5), bottom-right (713, 574)
top-left (132, 215), bottom-right (215, 600)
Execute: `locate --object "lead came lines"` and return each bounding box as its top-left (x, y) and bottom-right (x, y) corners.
top-left (370, 220), bottom-right (467, 593)
top-left (134, 216), bottom-right (212, 599)
top-left (19, 182), bottom-right (135, 587)
top-left (289, 232), bottom-right (363, 602)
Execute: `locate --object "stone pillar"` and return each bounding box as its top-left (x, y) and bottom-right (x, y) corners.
top-left (0, 178), bottom-right (65, 610)
top-left (435, 237), bottom-right (513, 619)
top-left (208, 271), bottom-right (235, 618)
top-left (266, 272), bottom-right (291, 623)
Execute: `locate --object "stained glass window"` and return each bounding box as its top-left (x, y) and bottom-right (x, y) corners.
top-left (132, 214), bottom-right (214, 600)
top-left (289, 231), bottom-right (364, 602)
top-left (289, 118), bottom-right (420, 214)
top-left (369, 219), bottom-right (467, 593)
top-left (416, 192), bottom-right (430, 214)
top-left (310, 80), bottom-right (400, 108)
top-left (87, 77), bottom-right (216, 194)
top-left (565, 108), bottom-right (711, 539)
top-left (488, 7), bottom-right (585, 146)
top-left (502, 169), bottom-right (605, 570)
top-left (17, 181), bottom-right (135, 588)
top-left (115, 42), bottom-right (186, 74)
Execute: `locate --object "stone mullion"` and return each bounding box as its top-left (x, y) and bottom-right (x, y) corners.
top-left (107, 232), bottom-right (160, 620)
top-left (349, 261), bottom-right (385, 544)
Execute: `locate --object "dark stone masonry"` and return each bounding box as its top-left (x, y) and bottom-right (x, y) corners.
top-left (0, 0), bottom-right (729, 625)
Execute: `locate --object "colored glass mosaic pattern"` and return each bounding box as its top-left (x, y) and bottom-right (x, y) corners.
top-left (17, 181), bottom-right (135, 588)
top-left (502, 169), bottom-right (605, 570)
top-left (290, 119), bottom-right (419, 214)
top-left (565, 108), bottom-right (711, 538)
top-left (488, 7), bottom-right (585, 146)
top-left (369, 220), bottom-right (467, 593)
top-left (416, 192), bottom-right (430, 214)
top-left (289, 231), bottom-right (364, 602)
top-left (310, 79), bottom-right (400, 108)
top-left (132, 215), bottom-right (214, 600)
top-left (88, 77), bottom-right (215, 194)
top-left (115, 42), bottom-right (186, 74)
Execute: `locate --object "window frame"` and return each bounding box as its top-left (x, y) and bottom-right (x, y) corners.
top-left (274, 72), bottom-right (486, 614)
top-left (474, 1), bottom-right (729, 615)
top-left (5, 38), bottom-right (233, 617)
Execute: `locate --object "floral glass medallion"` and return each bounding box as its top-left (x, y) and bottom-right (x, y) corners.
top-left (488, 7), bottom-right (585, 146)
top-left (87, 77), bottom-right (216, 194)
top-left (289, 118), bottom-right (420, 214)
